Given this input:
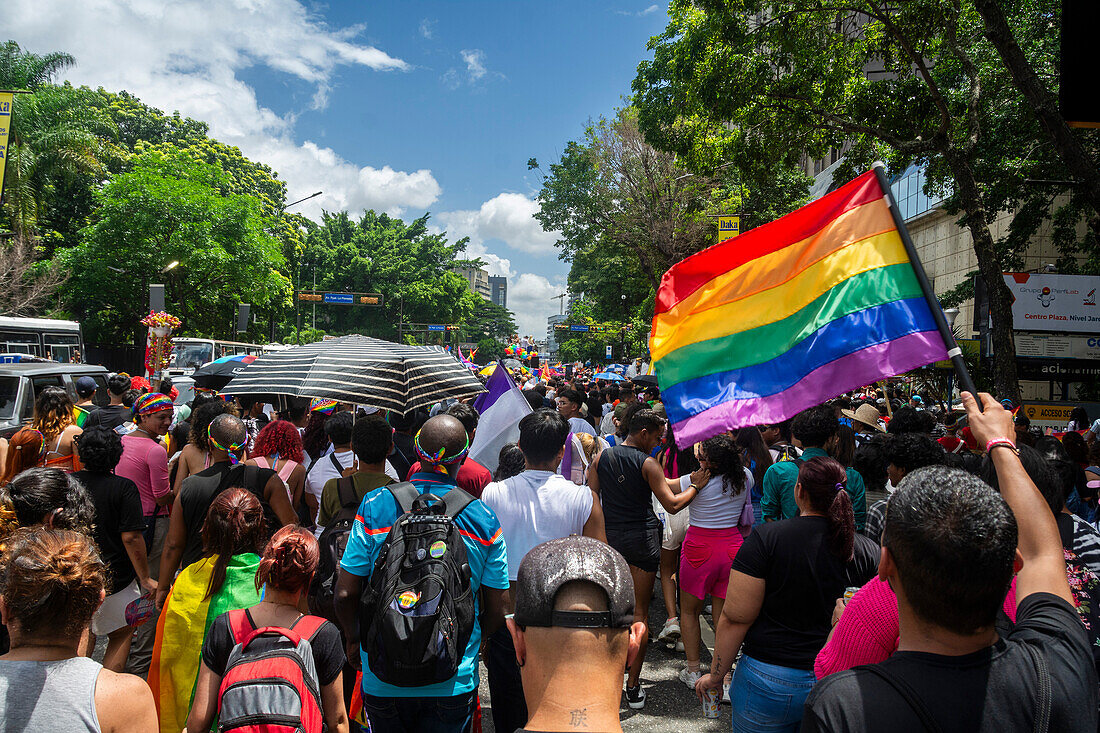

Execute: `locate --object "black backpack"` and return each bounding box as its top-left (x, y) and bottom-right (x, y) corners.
top-left (308, 475), bottom-right (377, 620)
top-left (359, 485), bottom-right (475, 687)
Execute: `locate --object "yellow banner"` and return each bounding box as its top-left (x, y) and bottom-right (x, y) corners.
top-left (0, 92), bottom-right (11, 199)
top-left (718, 214), bottom-right (740, 241)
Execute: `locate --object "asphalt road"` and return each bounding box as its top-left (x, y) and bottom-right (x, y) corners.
top-left (478, 585), bottom-right (730, 732)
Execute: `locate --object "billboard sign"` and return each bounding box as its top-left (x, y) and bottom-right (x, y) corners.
top-left (1019, 401), bottom-right (1100, 431)
top-left (1015, 333), bottom-right (1100, 360)
top-left (1004, 272), bottom-right (1100, 333)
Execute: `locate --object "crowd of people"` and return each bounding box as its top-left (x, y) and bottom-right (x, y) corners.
top-left (0, 364), bottom-right (1098, 732)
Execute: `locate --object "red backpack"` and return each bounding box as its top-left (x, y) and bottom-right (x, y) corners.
top-left (216, 609), bottom-right (327, 733)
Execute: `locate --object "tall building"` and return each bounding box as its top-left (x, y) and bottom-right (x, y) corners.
top-left (546, 313), bottom-right (567, 358)
top-left (488, 275), bottom-right (507, 307)
top-left (452, 265), bottom-right (492, 301)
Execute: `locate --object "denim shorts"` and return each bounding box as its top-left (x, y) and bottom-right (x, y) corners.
top-left (729, 654), bottom-right (816, 733)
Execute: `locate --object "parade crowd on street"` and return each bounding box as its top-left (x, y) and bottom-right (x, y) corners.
top-left (1, 365), bottom-right (1099, 733)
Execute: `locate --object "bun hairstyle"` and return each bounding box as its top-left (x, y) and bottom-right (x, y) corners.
top-left (255, 525), bottom-right (319, 593)
top-left (797, 456), bottom-right (855, 561)
top-left (201, 488), bottom-right (266, 600)
top-left (0, 527), bottom-right (106, 639)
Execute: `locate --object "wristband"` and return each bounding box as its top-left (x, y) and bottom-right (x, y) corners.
top-left (986, 438), bottom-right (1019, 456)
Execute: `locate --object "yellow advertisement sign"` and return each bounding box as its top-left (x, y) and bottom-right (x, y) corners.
top-left (0, 92), bottom-right (11, 200)
top-left (718, 215), bottom-right (740, 241)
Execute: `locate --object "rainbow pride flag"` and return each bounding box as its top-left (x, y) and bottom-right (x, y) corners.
top-left (149, 553), bottom-right (261, 733)
top-left (651, 169), bottom-right (948, 447)
top-left (72, 405), bottom-right (92, 428)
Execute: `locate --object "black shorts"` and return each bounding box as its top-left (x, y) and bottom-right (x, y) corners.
top-left (606, 525), bottom-right (661, 573)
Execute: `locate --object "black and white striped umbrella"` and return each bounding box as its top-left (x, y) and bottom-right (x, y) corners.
top-left (221, 335), bottom-right (484, 414)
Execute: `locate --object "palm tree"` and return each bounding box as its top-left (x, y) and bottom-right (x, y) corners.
top-left (0, 41), bottom-right (116, 239)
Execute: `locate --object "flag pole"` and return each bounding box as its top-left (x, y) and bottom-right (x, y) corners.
top-left (871, 162), bottom-right (980, 400)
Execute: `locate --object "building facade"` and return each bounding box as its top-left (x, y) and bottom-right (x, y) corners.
top-left (488, 275), bottom-right (507, 307)
top-left (452, 265), bottom-right (492, 301)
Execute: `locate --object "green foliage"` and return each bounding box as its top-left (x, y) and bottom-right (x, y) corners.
top-left (464, 298), bottom-right (516, 342)
top-left (474, 337), bottom-right (504, 365)
top-left (0, 41), bottom-right (74, 91)
top-left (66, 149), bottom-right (287, 344)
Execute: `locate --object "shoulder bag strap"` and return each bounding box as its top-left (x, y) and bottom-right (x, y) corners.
top-left (226, 608), bottom-right (253, 645)
top-left (856, 664), bottom-right (944, 733)
top-left (290, 614), bottom-right (327, 641)
top-left (386, 481), bottom-right (420, 514)
top-left (329, 452), bottom-right (344, 474)
top-left (1023, 642), bottom-right (1051, 733)
top-left (440, 488), bottom-right (475, 519)
top-left (336, 475), bottom-right (358, 510)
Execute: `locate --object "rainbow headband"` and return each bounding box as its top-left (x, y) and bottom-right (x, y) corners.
top-left (207, 424), bottom-right (246, 465)
top-left (414, 430), bottom-right (469, 475)
top-left (132, 392), bottom-right (173, 418)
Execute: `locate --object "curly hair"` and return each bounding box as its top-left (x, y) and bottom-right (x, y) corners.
top-left (252, 419), bottom-right (304, 464)
top-left (32, 386), bottom-right (73, 443)
top-left (0, 468), bottom-right (94, 544)
top-left (74, 426), bottom-right (124, 474)
top-left (189, 399), bottom-right (238, 451)
top-left (255, 525), bottom-right (319, 593)
top-left (494, 443), bottom-right (526, 481)
top-left (0, 527), bottom-right (106, 639)
top-left (700, 434), bottom-right (746, 495)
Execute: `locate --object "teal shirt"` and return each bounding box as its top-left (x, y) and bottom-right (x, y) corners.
top-left (760, 447), bottom-right (867, 531)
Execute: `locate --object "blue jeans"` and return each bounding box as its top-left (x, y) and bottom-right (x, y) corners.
top-left (730, 655), bottom-right (816, 733)
top-left (360, 690), bottom-right (476, 733)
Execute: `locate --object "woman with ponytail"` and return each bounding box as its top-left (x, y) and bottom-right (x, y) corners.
top-left (693, 456), bottom-right (879, 732)
top-left (0, 527), bottom-right (157, 732)
top-left (186, 526), bottom-right (349, 733)
top-left (150, 488), bottom-right (266, 733)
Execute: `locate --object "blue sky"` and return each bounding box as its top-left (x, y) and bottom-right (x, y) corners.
top-left (8, 0), bottom-right (670, 336)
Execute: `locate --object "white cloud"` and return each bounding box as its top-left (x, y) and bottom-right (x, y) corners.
top-left (616, 4), bottom-right (661, 16)
top-left (7, 0), bottom-right (440, 219)
top-left (460, 49), bottom-right (488, 81)
top-left (419, 18), bottom-right (435, 39)
top-left (508, 273), bottom-right (566, 339)
top-left (436, 193), bottom-right (560, 256)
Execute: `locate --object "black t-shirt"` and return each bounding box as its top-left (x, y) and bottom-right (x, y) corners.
top-left (74, 471), bottom-right (146, 594)
top-left (389, 432), bottom-right (416, 484)
top-left (201, 608), bottom-right (344, 686)
top-left (731, 516), bottom-right (879, 669)
top-left (803, 593), bottom-right (1098, 732)
top-left (84, 404), bottom-right (130, 431)
top-left (178, 463), bottom-right (277, 567)
top-left (597, 444), bottom-right (658, 530)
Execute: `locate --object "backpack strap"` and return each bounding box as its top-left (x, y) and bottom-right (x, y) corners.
top-left (1023, 642), bottom-right (1051, 733)
top-left (440, 488), bottom-right (475, 519)
top-left (329, 452), bottom-right (344, 474)
top-left (856, 664), bottom-right (943, 733)
top-left (335, 475), bottom-right (358, 510)
top-left (289, 614), bottom-right (327, 642)
top-left (387, 481), bottom-right (420, 514)
top-left (226, 608), bottom-right (253, 646)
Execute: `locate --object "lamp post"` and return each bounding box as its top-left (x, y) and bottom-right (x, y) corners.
top-left (943, 307), bottom-right (961, 408)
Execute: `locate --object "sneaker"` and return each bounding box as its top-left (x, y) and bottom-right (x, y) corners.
top-left (674, 640), bottom-right (685, 652)
top-left (626, 684), bottom-right (646, 709)
top-left (722, 682), bottom-right (731, 705)
top-left (679, 667), bottom-right (701, 689)
top-left (658, 617), bottom-right (681, 641)
top-left (704, 603), bottom-right (713, 615)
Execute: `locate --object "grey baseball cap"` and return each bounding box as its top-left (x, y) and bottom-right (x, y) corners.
top-left (513, 536), bottom-right (635, 629)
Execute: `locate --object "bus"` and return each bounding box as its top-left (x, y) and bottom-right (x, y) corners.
top-left (167, 338), bottom-right (291, 375)
top-left (0, 316), bottom-right (84, 363)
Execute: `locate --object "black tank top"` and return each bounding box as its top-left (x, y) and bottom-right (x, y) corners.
top-left (598, 444), bottom-right (658, 530)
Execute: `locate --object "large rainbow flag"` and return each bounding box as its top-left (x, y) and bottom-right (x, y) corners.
top-left (651, 169), bottom-right (949, 447)
top-left (148, 553), bottom-right (262, 733)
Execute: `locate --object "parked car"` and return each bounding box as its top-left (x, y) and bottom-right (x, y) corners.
top-left (0, 363), bottom-right (110, 438)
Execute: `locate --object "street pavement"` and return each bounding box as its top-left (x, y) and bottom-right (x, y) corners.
top-left (478, 584), bottom-right (730, 732)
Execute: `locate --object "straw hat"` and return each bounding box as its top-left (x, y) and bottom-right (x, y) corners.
top-left (842, 403), bottom-right (885, 433)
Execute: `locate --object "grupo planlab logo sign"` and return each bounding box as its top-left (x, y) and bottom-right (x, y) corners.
top-left (1005, 273), bottom-right (1100, 334)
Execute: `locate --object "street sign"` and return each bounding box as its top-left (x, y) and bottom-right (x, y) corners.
top-left (605, 345), bottom-right (613, 359)
top-left (427, 324), bottom-right (445, 332)
top-left (297, 291), bottom-right (383, 305)
top-left (718, 215), bottom-right (740, 241)
top-left (570, 324), bottom-right (590, 332)
top-left (322, 292), bottom-right (354, 304)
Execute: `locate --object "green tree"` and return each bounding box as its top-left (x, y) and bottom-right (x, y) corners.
top-left (463, 297), bottom-right (516, 342)
top-left (631, 0), bottom-right (1088, 400)
top-left (65, 149), bottom-right (287, 344)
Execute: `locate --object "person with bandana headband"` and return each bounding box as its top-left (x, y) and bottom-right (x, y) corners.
top-left (156, 414), bottom-right (295, 610)
top-left (334, 414), bottom-right (509, 733)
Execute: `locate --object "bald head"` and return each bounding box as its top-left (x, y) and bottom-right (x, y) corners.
top-left (209, 413), bottom-right (246, 453)
top-left (419, 414), bottom-right (468, 458)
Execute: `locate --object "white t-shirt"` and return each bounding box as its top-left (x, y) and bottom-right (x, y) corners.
top-left (568, 417), bottom-right (597, 437)
top-left (482, 469), bottom-right (594, 581)
top-left (681, 467), bottom-right (754, 529)
top-left (1087, 418), bottom-right (1100, 438)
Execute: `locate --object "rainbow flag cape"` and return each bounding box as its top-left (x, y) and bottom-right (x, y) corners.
top-left (72, 405), bottom-right (92, 428)
top-left (149, 553), bottom-right (262, 733)
top-left (651, 170), bottom-right (948, 447)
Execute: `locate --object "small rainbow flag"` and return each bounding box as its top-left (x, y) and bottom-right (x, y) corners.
top-left (310, 397), bottom-right (338, 414)
top-left (72, 405), bottom-right (92, 428)
top-left (651, 169), bottom-right (949, 447)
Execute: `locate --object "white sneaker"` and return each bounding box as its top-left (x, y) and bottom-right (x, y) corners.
top-left (658, 617), bottom-right (681, 641)
top-left (722, 682), bottom-right (731, 705)
top-left (679, 667), bottom-right (701, 689)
